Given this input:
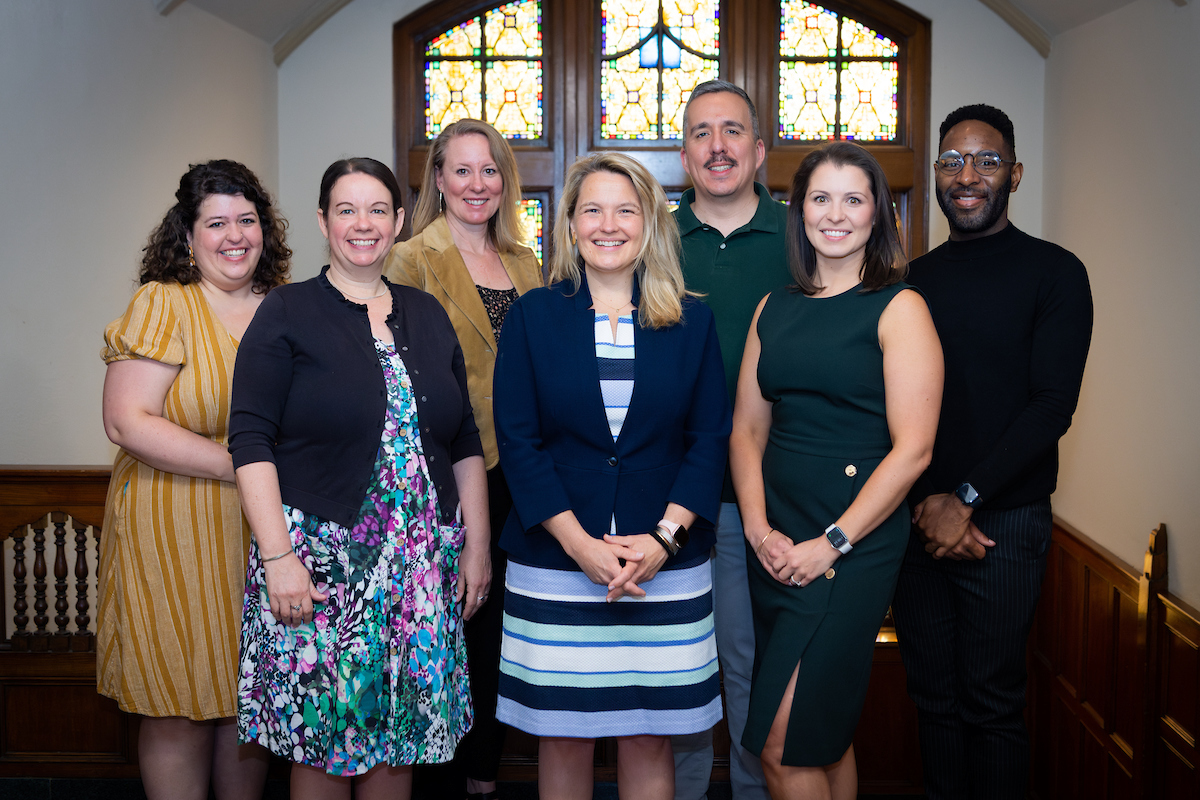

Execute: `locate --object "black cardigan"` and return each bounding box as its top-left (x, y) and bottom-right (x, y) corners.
top-left (229, 268), bottom-right (482, 528)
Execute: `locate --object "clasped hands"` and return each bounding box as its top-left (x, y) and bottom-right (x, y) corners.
top-left (570, 532), bottom-right (670, 602)
top-left (912, 493), bottom-right (994, 560)
top-left (753, 529), bottom-right (839, 588)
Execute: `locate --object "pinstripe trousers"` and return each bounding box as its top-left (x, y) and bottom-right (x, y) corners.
top-left (891, 498), bottom-right (1052, 800)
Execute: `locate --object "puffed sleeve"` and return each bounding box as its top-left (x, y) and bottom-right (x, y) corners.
top-left (101, 281), bottom-right (185, 367)
top-left (228, 289), bottom-right (294, 469)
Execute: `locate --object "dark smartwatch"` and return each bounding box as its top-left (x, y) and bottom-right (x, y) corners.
top-left (825, 523), bottom-right (852, 554)
top-left (954, 482), bottom-right (982, 509)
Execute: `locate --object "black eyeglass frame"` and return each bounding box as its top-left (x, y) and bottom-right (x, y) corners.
top-left (933, 149), bottom-right (1017, 176)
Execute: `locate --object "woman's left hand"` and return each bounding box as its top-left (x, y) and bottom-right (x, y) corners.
top-left (458, 536), bottom-right (492, 622)
top-left (773, 536), bottom-right (840, 589)
top-left (602, 533), bottom-right (669, 602)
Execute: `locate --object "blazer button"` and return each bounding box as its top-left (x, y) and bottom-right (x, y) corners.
top-left (845, 464), bottom-right (857, 477)
top-left (421, 396), bottom-right (427, 402)
top-left (606, 456), bottom-right (618, 467)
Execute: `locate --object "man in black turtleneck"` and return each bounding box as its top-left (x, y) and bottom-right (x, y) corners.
top-left (891, 104), bottom-right (1093, 800)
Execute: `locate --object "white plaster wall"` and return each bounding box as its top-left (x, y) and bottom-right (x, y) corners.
top-left (1044, 0), bottom-right (1200, 608)
top-left (904, 0), bottom-right (1046, 245)
top-left (277, 0), bottom-right (428, 281)
top-left (0, 1), bottom-right (278, 465)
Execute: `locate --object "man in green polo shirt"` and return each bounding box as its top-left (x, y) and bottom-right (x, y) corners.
top-left (670, 79), bottom-right (790, 800)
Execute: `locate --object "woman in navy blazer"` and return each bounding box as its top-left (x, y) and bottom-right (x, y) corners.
top-left (493, 152), bottom-right (731, 800)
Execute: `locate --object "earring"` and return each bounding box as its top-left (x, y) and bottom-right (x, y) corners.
top-left (570, 230), bottom-right (577, 246)
top-left (439, 191), bottom-right (444, 209)
top-left (188, 244), bottom-right (197, 268)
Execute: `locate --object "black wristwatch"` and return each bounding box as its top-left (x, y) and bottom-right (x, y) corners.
top-left (825, 523), bottom-right (852, 554)
top-left (954, 482), bottom-right (982, 509)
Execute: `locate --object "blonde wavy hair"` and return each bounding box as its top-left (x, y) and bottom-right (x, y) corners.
top-left (550, 152), bottom-right (689, 329)
top-left (410, 119), bottom-right (527, 254)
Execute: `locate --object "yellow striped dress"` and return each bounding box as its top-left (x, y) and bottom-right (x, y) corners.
top-left (97, 280), bottom-right (250, 719)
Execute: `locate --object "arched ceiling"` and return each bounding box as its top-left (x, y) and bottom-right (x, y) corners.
top-left (158, 0), bottom-right (1169, 65)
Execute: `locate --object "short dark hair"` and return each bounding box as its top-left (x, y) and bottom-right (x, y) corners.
top-left (786, 141), bottom-right (907, 295)
top-left (682, 79), bottom-right (761, 142)
top-left (140, 160), bottom-right (291, 294)
top-left (318, 157), bottom-right (403, 218)
top-left (938, 104), bottom-right (1016, 158)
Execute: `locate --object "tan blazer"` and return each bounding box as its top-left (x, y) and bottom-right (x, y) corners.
top-left (384, 214), bottom-right (543, 469)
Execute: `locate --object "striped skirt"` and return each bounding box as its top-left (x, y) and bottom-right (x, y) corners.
top-left (496, 559), bottom-right (722, 738)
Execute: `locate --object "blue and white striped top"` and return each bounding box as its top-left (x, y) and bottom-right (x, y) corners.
top-left (595, 313), bottom-right (635, 441)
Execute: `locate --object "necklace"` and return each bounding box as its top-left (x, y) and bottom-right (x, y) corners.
top-left (327, 272), bottom-right (388, 300)
top-left (592, 293), bottom-right (632, 315)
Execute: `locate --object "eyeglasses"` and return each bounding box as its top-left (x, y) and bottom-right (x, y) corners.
top-left (934, 150), bottom-right (1015, 176)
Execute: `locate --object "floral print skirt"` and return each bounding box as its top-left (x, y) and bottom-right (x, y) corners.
top-left (237, 340), bottom-right (472, 776)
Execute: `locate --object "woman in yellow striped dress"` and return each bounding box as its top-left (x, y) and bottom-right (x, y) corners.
top-left (98, 160), bottom-right (290, 800)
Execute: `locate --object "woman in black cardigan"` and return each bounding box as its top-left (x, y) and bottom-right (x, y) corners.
top-left (229, 158), bottom-right (489, 800)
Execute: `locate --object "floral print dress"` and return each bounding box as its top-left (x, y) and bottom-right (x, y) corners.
top-left (238, 339), bottom-right (472, 776)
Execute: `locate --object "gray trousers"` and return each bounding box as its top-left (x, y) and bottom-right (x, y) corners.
top-left (672, 503), bottom-right (770, 800)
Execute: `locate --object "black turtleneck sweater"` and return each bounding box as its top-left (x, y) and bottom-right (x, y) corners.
top-left (908, 223), bottom-right (1093, 511)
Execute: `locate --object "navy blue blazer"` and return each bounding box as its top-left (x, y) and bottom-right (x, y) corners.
top-left (494, 277), bottom-right (731, 571)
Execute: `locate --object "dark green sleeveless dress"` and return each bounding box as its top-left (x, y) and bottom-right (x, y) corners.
top-left (742, 282), bottom-right (914, 767)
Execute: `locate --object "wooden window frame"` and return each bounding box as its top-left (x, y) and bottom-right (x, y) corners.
top-left (395, 0), bottom-right (930, 254)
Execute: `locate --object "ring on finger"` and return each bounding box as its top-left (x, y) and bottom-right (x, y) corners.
top-left (789, 576), bottom-right (801, 587)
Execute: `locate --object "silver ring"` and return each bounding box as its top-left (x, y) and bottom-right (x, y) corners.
top-left (290, 604), bottom-right (303, 611)
top-left (477, 595), bottom-right (486, 601)
top-left (789, 576), bottom-right (801, 587)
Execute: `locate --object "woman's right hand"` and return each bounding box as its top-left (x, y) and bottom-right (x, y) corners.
top-left (749, 527), bottom-right (795, 584)
top-left (263, 553), bottom-right (328, 627)
top-left (565, 533), bottom-right (645, 599)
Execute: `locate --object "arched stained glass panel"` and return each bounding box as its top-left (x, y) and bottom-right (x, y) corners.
top-left (425, 0), bottom-right (543, 139)
top-left (778, 1), bottom-right (898, 141)
top-left (519, 198), bottom-right (544, 263)
top-left (600, 0), bottom-right (720, 140)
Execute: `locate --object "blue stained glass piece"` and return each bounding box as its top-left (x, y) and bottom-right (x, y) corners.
top-left (639, 31), bottom-right (682, 69)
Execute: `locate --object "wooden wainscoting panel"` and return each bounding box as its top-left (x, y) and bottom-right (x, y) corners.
top-left (1030, 520), bottom-right (1151, 800)
top-left (1154, 595), bottom-right (1199, 798)
top-left (855, 642), bottom-right (922, 794)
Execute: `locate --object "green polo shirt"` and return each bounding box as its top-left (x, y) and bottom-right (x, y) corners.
top-left (676, 182), bottom-right (791, 501)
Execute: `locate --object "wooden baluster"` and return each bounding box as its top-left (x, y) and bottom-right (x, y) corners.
top-left (32, 520), bottom-right (49, 650)
top-left (11, 522), bottom-right (30, 651)
top-left (52, 513), bottom-right (71, 649)
top-left (74, 519), bottom-right (93, 651)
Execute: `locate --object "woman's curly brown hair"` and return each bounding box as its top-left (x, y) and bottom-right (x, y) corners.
top-left (140, 160), bottom-right (291, 293)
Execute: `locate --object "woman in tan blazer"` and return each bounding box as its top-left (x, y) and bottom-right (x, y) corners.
top-left (383, 118), bottom-right (541, 800)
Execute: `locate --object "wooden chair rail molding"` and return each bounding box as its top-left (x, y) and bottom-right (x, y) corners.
top-left (1, 466), bottom-right (1198, 797)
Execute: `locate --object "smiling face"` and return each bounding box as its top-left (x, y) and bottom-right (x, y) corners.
top-left (435, 132), bottom-right (504, 229)
top-left (317, 172), bottom-right (404, 274)
top-left (802, 162), bottom-right (876, 270)
top-left (935, 119), bottom-right (1023, 240)
top-left (570, 170), bottom-right (645, 279)
top-left (680, 90), bottom-right (765, 204)
top-left (187, 193), bottom-right (264, 292)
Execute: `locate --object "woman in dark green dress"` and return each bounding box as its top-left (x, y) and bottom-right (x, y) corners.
top-left (730, 142), bottom-right (944, 799)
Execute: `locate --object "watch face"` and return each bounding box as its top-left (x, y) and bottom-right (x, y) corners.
top-left (826, 527), bottom-right (848, 548)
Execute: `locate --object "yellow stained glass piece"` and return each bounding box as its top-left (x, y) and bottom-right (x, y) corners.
top-left (603, 0), bottom-right (657, 54)
top-left (427, 18), bottom-right (481, 57)
top-left (426, 61), bottom-right (483, 137)
top-left (519, 198), bottom-right (543, 264)
top-left (781, 1), bottom-right (837, 57)
top-left (840, 61), bottom-right (897, 140)
top-left (778, 60), bottom-right (837, 140)
top-left (842, 16), bottom-right (897, 57)
top-left (602, 51), bottom-right (659, 138)
top-left (485, 0), bottom-right (542, 57)
top-left (485, 61), bottom-right (544, 138)
top-left (665, 0), bottom-right (719, 55)
top-left (662, 51), bottom-right (720, 137)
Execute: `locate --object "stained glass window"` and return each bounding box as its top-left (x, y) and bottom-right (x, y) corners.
top-left (426, 1), bottom-right (543, 139)
top-left (600, 0), bottom-right (720, 140)
top-left (519, 198), bottom-right (544, 263)
top-left (778, 1), bottom-right (898, 141)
